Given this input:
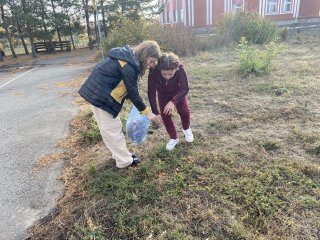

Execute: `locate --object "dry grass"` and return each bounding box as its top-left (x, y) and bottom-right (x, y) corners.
top-left (27, 34), bottom-right (320, 239)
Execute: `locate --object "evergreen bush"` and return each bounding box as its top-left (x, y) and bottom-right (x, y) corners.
top-left (236, 37), bottom-right (285, 75)
top-left (216, 12), bottom-right (277, 46)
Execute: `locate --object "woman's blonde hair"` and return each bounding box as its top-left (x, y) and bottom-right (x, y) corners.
top-left (133, 40), bottom-right (161, 74)
top-left (157, 52), bottom-right (180, 71)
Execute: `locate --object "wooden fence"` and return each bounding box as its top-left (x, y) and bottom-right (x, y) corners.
top-left (34, 41), bottom-right (71, 53)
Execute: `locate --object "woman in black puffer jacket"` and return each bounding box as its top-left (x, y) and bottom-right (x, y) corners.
top-left (79, 40), bottom-right (163, 169)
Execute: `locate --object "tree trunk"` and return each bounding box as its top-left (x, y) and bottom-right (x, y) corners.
top-left (21, 0), bottom-right (36, 57)
top-left (100, 0), bottom-right (107, 37)
top-left (82, 0), bottom-right (93, 49)
top-left (15, 16), bottom-right (29, 54)
top-left (121, 2), bottom-right (125, 14)
top-left (68, 20), bottom-right (76, 50)
top-left (39, 0), bottom-right (50, 39)
top-left (50, 0), bottom-right (63, 50)
top-left (94, 9), bottom-right (98, 43)
top-left (0, 4), bottom-right (17, 58)
top-left (40, 0), bottom-right (54, 53)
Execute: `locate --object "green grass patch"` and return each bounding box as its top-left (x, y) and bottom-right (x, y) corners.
top-left (78, 43), bottom-right (320, 239)
top-left (306, 142), bottom-right (320, 155)
top-left (80, 113), bottom-right (102, 143)
top-left (259, 139), bottom-right (281, 151)
top-left (83, 145), bottom-right (320, 239)
top-left (28, 37), bottom-right (320, 240)
top-left (292, 129), bottom-right (320, 155)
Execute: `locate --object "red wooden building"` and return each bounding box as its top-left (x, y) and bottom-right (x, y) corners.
top-left (159, 0), bottom-right (320, 27)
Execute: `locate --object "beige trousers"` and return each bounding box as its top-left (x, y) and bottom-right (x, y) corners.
top-left (91, 105), bottom-right (133, 168)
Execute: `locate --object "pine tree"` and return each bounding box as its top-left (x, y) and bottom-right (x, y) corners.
top-left (0, 0), bottom-right (17, 58)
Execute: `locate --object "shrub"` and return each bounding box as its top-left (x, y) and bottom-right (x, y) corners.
top-left (196, 34), bottom-right (215, 51)
top-left (149, 22), bottom-right (200, 56)
top-left (236, 37), bottom-right (285, 75)
top-left (103, 18), bottom-right (211, 56)
top-left (215, 12), bottom-right (277, 46)
top-left (280, 27), bottom-right (289, 42)
top-left (103, 18), bottom-right (149, 53)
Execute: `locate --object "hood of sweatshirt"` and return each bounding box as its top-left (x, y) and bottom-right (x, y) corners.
top-left (108, 46), bottom-right (141, 73)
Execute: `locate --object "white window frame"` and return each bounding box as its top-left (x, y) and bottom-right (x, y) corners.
top-left (180, 8), bottom-right (184, 22)
top-left (234, 3), bottom-right (243, 11)
top-left (232, 0), bottom-right (244, 12)
top-left (266, 0), bottom-right (279, 15)
top-left (280, 0), bottom-right (293, 14)
top-left (175, 9), bottom-right (178, 22)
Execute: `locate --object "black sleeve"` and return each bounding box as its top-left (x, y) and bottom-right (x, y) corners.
top-left (121, 64), bottom-right (147, 112)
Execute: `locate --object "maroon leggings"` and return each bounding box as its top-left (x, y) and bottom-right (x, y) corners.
top-left (158, 95), bottom-right (191, 139)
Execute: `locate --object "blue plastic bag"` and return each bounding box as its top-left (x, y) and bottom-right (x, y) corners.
top-left (126, 106), bottom-right (151, 143)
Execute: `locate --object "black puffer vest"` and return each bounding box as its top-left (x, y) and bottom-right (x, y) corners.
top-left (78, 46), bottom-right (147, 118)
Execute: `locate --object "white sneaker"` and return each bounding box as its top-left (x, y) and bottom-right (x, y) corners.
top-left (166, 139), bottom-right (179, 151)
top-left (183, 128), bottom-right (194, 142)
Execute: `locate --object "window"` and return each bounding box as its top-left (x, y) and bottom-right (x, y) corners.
top-left (266, 0), bottom-right (278, 15)
top-left (167, 12), bottom-right (170, 23)
top-left (233, 0), bottom-right (244, 12)
top-left (173, 10), bottom-right (176, 22)
top-left (234, 4), bottom-right (243, 11)
top-left (281, 0), bottom-right (292, 13)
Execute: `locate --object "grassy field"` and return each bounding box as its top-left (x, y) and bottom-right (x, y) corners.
top-left (28, 34), bottom-right (320, 239)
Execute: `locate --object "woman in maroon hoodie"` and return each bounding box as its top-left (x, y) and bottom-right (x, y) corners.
top-left (148, 52), bottom-right (194, 151)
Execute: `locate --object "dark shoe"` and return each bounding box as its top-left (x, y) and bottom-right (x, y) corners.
top-left (131, 158), bottom-right (140, 166)
top-left (132, 154), bottom-right (139, 161)
top-left (130, 154), bottom-right (140, 166)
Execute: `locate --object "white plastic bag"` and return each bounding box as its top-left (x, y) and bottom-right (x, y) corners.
top-left (126, 106), bottom-right (150, 143)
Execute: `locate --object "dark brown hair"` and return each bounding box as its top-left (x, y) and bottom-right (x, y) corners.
top-left (157, 52), bottom-right (180, 71)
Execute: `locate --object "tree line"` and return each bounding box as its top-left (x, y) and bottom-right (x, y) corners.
top-left (0, 0), bottom-right (156, 58)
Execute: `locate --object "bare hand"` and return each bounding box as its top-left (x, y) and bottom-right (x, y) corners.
top-left (163, 101), bottom-right (175, 115)
top-left (146, 112), bottom-right (156, 120)
top-left (153, 114), bottom-right (163, 126)
top-left (146, 112), bottom-right (163, 126)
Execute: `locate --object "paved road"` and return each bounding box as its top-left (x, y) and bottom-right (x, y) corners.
top-left (0, 51), bottom-right (96, 239)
